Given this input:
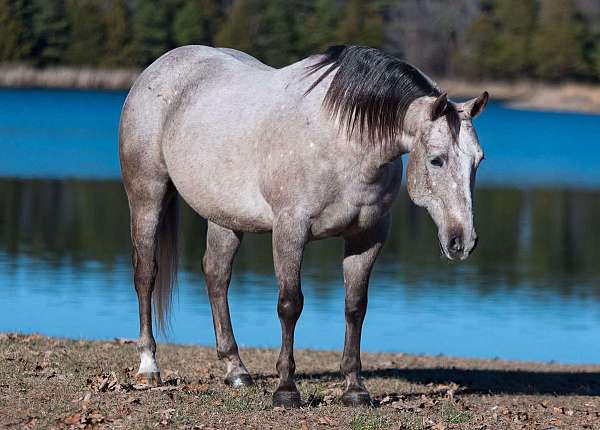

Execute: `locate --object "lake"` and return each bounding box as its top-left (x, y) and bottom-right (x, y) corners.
top-left (1, 88), bottom-right (600, 364)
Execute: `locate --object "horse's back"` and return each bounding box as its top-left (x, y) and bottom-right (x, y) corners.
top-left (119, 45), bottom-right (270, 183)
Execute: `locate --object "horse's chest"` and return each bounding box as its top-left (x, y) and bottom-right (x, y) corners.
top-left (310, 180), bottom-right (400, 239)
top-left (350, 186), bottom-right (397, 230)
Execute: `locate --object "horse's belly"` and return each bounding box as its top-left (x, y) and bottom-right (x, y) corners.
top-left (164, 144), bottom-right (273, 233)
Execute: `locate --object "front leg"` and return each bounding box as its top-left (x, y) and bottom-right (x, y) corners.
top-left (272, 211), bottom-right (309, 408)
top-left (341, 215), bottom-right (390, 406)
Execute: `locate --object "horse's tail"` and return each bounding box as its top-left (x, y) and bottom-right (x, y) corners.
top-left (154, 190), bottom-right (179, 335)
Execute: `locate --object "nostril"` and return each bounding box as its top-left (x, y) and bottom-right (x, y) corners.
top-left (448, 236), bottom-right (463, 253)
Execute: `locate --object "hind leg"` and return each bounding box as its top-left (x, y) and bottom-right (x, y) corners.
top-left (203, 222), bottom-right (252, 386)
top-left (127, 178), bottom-right (173, 386)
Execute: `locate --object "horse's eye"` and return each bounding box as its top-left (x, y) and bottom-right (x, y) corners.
top-left (430, 157), bottom-right (444, 168)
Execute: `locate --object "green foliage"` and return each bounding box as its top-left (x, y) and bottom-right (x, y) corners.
top-left (296, 0), bottom-right (340, 53)
top-left (255, 0), bottom-right (298, 66)
top-left (102, 0), bottom-right (135, 67)
top-left (130, 0), bottom-right (170, 66)
top-left (0, 0), bottom-right (35, 62)
top-left (493, 0), bottom-right (536, 77)
top-left (0, 0), bottom-right (599, 82)
top-left (214, 0), bottom-right (257, 55)
top-left (462, 12), bottom-right (500, 78)
top-left (349, 412), bottom-right (390, 430)
top-left (531, 0), bottom-right (590, 80)
top-left (32, 0), bottom-right (69, 66)
top-left (173, 0), bottom-right (220, 46)
top-left (462, 0), bottom-right (536, 79)
top-left (595, 47), bottom-right (600, 79)
top-left (335, 0), bottom-right (383, 48)
top-left (64, 0), bottom-right (105, 66)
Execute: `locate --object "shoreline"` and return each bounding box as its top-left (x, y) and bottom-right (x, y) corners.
top-left (1, 332), bottom-right (599, 429)
top-left (441, 79), bottom-right (600, 114)
top-left (1, 64), bottom-right (600, 114)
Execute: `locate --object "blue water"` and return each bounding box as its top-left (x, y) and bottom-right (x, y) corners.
top-left (1, 88), bottom-right (600, 364)
top-left (2, 88), bottom-right (600, 186)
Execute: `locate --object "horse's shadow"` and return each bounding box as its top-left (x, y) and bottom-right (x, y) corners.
top-left (296, 367), bottom-right (600, 396)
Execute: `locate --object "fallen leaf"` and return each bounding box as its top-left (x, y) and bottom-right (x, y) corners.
top-left (62, 413), bottom-right (81, 425)
top-left (125, 396), bottom-right (140, 405)
top-left (185, 383), bottom-right (210, 394)
top-left (318, 416), bottom-right (335, 426)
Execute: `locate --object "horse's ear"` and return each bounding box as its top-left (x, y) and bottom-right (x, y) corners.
top-left (430, 93), bottom-right (448, 121)
top-left (466, 91), bottom-right (489, 118)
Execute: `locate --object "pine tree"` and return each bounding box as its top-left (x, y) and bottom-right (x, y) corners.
top-left (130, 0), bottom-right (170, 65)
top-left (296, 0), bottom-right (339, 54)
top-left (255, 1), bottom-right (297, 66)
top-left (461, 0), bottom-right (535, 79)
top-left (172, 0), bottom-right (220, 46)
top-left (335, 0), bottom-right (383, 48)
top-left (461, 10), bottom-right (499, 78)
top-left (32, 0), bottom-right (70, 66)
top-left (64, 0), bottom-right (105, 66)
top-left (214, 0), bottom-right (258, 54)
top-left (532, 0), bottom-right (589, 80)
top-left (0, 0), bottom-right (35, 62)
top-left (102, 0), bottom-right (134, 67)
top-left (493, 0), bottom-right (536, 78)
top-left (595, 46), bottom-right (600, 80)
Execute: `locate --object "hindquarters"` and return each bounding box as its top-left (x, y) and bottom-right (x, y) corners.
top-left (120, 45), bottom-right (273, 329)
top-left (119, 47), bottom-right (211, 332)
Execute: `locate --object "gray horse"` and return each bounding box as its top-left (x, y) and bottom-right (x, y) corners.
top-left (119, 45), bottom-right (488, 408)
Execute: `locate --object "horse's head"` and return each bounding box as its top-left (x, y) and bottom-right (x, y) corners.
top-left (406, 92), bottom-right (488, 260)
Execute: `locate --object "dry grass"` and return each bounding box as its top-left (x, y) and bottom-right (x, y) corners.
top-left (1, 333), bottom-right (600, 429)
top-left (0, 64), bottom-right (139, 90)
top-left (441, 79), bottom-right (600, 114)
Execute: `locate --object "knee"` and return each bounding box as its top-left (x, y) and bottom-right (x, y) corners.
top-left (345, 296), bottom-right (367, 322)
top-left (202, 254), bottom-right (228, 287)
top-left (277, 290), bottom-right (303, 321)
top-left (134, 273), bottom-right (155, 293)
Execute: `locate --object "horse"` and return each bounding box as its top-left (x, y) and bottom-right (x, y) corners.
top-left (119, 44), bottom-right (488, 408)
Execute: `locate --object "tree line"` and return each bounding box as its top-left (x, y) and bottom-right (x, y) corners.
top-left (1, 0), bottom-right (600, 82)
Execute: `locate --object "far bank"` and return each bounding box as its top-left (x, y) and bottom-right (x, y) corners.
top-left (2, 64), bottom-right (600, 115)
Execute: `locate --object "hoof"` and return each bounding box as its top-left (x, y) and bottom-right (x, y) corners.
top-left (225, 373), bottom-right (254, 387)
top-left (341, 389), bottom-right (372, 407)
top-left (135, 371), bottom-right (162, 387)
top-left (273, 387), bottom-right (302, 408)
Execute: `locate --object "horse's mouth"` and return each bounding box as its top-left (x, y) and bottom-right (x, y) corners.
top-left (438, 240), bottom-right (454, 261)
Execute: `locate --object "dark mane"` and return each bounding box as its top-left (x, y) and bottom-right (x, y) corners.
top-left (305, 45), bottom-right (443, 145)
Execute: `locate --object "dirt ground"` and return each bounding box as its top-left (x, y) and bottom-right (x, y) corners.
top-left (1, 333), bottom-right (600, 429)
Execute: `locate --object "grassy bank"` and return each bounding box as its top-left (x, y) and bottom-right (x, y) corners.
top-left (441, 79), bottom-right (600, 114)
top-left (2, 64), bottom-right (600, 115)
top-left (1, 333), bottom-right (599, 429)
top-left (0, 64), bottom-right (139, 91)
